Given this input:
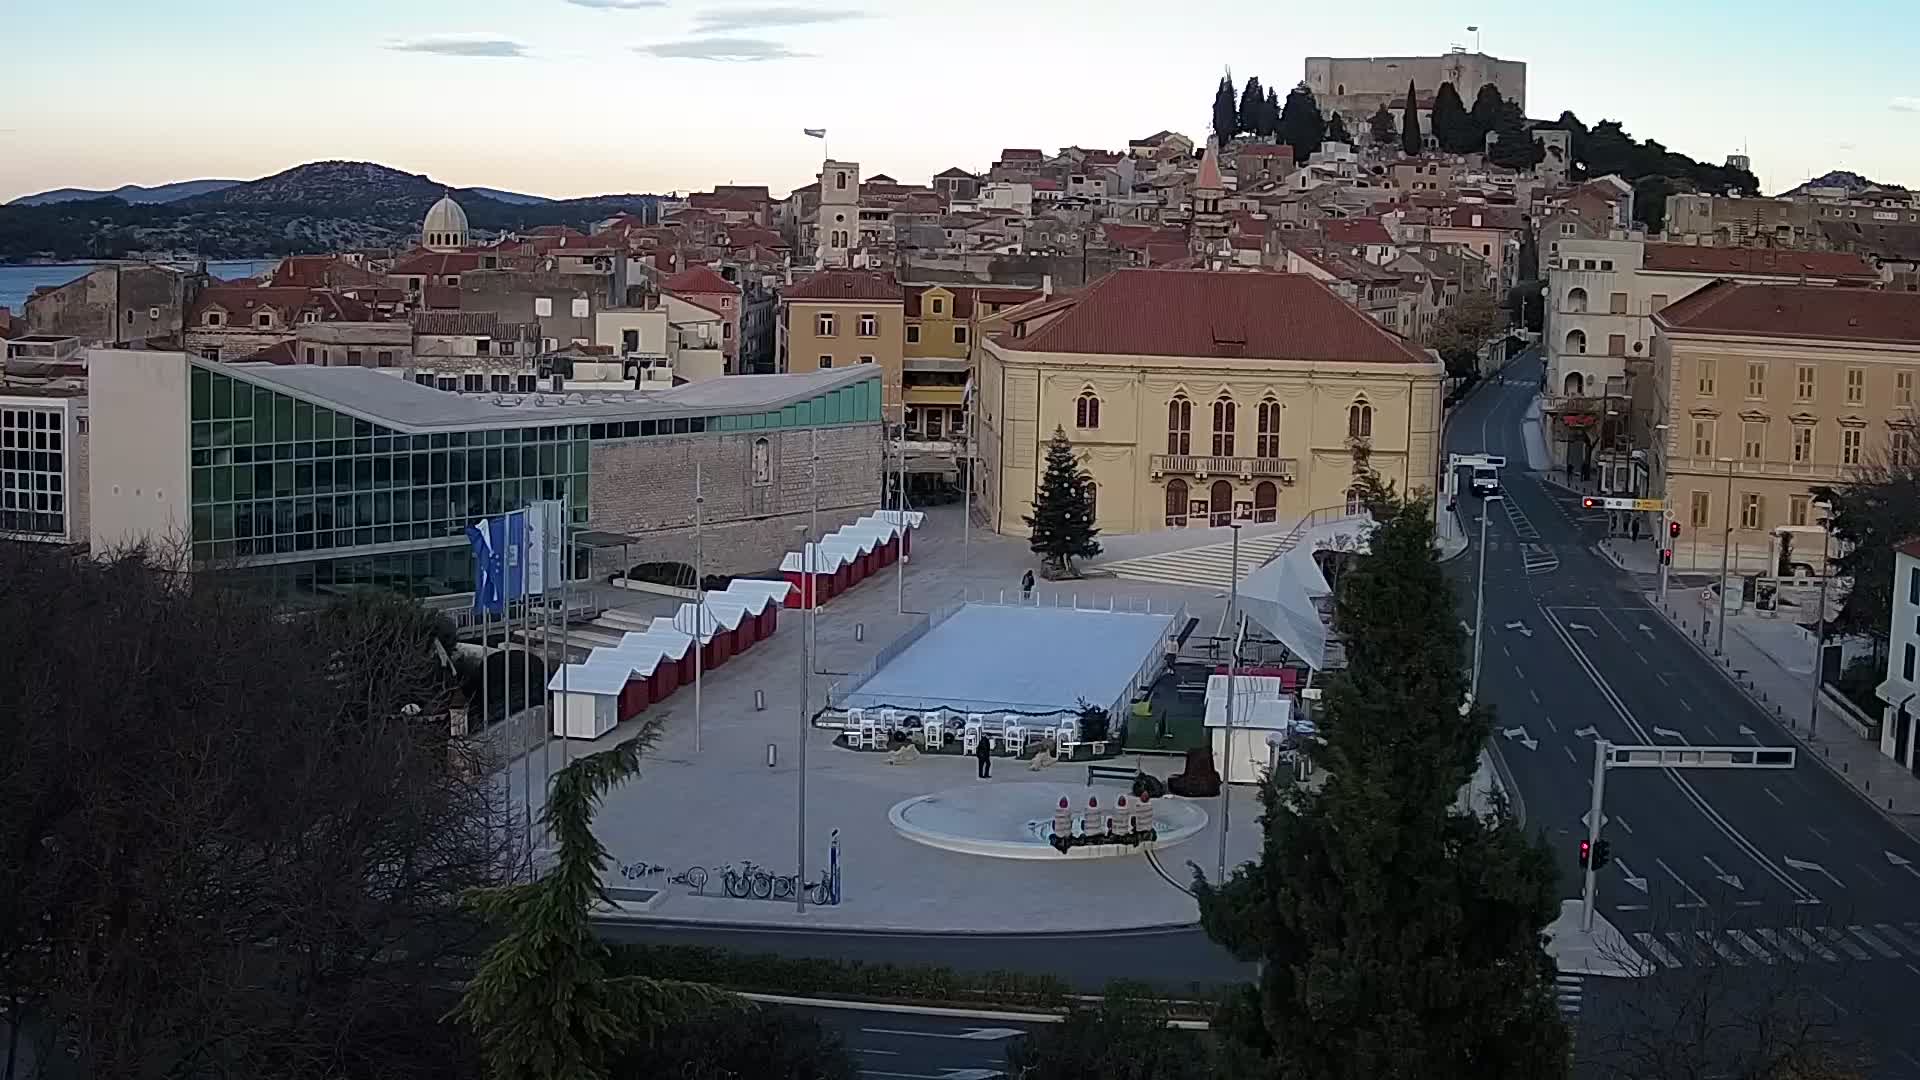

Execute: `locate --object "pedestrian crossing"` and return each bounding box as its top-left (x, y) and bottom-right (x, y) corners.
top-left (1625, 921), bottom-right (1920, 971)
top-left (1102, 530), bottom-right (1300, 589)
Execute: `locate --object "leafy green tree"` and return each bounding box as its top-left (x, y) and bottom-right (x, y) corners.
top-left (1633, 174), bottom-right (1674, 231)
top-left (1813, 459), bottom-right (1920, 653)
top-left (1469, 84), bottom-right (1505, 147)
top-left (1400, 81), bottom-right (1423, 155)
top-left (1213, 74), bottom-right (1240, 149)
top-left (1368, 103), bottom-right (1397, 146)
top-left (454, 730), bottom-right (725, 1080)
top-left (1005, 984), bottom-right (1212, 1080)
top-left (1024, 427), bottom-right (1102, 576)
top-left (1194, 480), bottom-right (1570, 1080)
top-left (1426, 290), bottom-right (1507, 378)
top-left (1429, 82), bottom-right (1473, 153)
top-left (1239, 75), bottom-right (1268, 137)
top-left (1486, 101), bottom-right (1545, 171)
top-left (1276, 83), bottom-right (1328, 168)
top-left (1325, 111), bottom-right (1352, 146)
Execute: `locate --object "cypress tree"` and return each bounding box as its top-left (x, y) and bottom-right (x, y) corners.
top-left (1213, 74), bottom-right (1240, 149)
top-left (1264, 87), bottom-right (1282, 137)
top-left (1276, 83), bottom-right (1328, 169)
top-left (1367, 103), bottom-right (1397, 146)
top-left (1024, 427), bottom-right (1101, 576)
top-left (1195, 478), bottom-right (1571, 1080)
top-left (1324, 112), bottom-right (1352, 146)
top-left (1469, 83), bottom-right (1506, 148)
top-left (1430, 81), bottom-right (1473, 153)
top-left (1400, 80), bottom-right (1423, 155)
top-left (1239, 75), bottom-right (1268, 138)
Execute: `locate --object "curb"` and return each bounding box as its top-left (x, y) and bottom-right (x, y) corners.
top-left (736, 991), bottom-right (1213, 1029)
top-left (591, 912), bottom-right (1207, 937)
top-left (1645, 594), bottom-right (1920, 838)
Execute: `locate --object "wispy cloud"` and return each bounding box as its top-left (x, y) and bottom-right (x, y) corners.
top-left (692, 6), bottom-right (867, 31)
top-left (635, 36), bottom-right (806, 61)
top-left (387, 33), bottom-right (530, 57)
top-left (565, 0), bottom-right (668, 8)
top-left (1892, 96), bottom-right (1920, 113)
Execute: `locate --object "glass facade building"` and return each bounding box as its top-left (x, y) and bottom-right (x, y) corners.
top-left (0, 399), bottom-right (74, 540)
top-left (182, 359), bottom-right (882, 597)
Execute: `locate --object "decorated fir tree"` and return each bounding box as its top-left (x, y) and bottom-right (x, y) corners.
top-left (1024, 427), bottom-right (1102, 577)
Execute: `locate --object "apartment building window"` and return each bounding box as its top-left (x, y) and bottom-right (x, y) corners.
top-left (1746, 362), bottom-right (1767, 399)
top-left (1212, 395), bottom-right (1237, 456)
top-left (953, 326), bottom-right (968, 345)
top-left (1075, 391), bottom-right (1101, 429)
top-left (1651, 293), bottom-right (1670, 312)
top-left (436, 376), bottom-right (458, 391)
top-left (1256, 397), bottom-right (1281, 457)
top-left (1691, 490), bottom-right (1710, 527)
top-left (1842, 427), bottom-right (1863, 465)
top-left (346, 350), bottom-right (362, 366)
top-left (255, 313), bottom-right (272, 329)
top-left (816, 312), bottom-right (836, 336)
top-left (1601, 260), bottom-right (1615, 272)
top-left (1348, 400), bottom-right (1374, 439)
top-left (1692, 418), bottom-right (1715, 457)
top-left (858, 355), bottom-right (873, 364)
top-left (1900, 370), bottom-right (1915, 405)
top-left (490, 375), bottom-right (510, 392)
top-left (414, 373), bottom-right (433, 387)
top-left (1911, 566), bottom-right (1920, 605)
top-left (818, 355), bottom-right (833, 369)
top-left (1906, 643), bottom-right (1916, 683)
top-left (1167, 395), bottom-right (1192, 455)
top-left (1743, 421), bottom-right (1765, 460)
top-left (1560, 222), bottom-right (1576, 235)
top-left (463, 374), bottom-right (484, 392)
top-left (931, 297), bottom-right (945, 315)
top-left (1609, 292), bottom-right (1627, 314)
top-left (1846, 367), bottom-right (1865, 404)
top-left (305, 347), bottom-right (317, 364)
top-left (1740, 493), bottom-right (1764, 530)
top-left (1894, 429), bottom-right (1913, 465)
top-left (1793, 425), bottom-right (1813, 463)
top-left (1608, 334), bottom-right (1627, 357)
top-left (1697, 358), bottom-right (1716, 395)
top-left (1789, 494), bottom-right (1810, 527)
top-left (1796, 364), bottom-right (1816, 402)
top-left (858, 313), bottom-right (877, 337)
top-left (1566, 288), bottom-right (1588, 313)
top-left (906, 325), bottom-right (920, 344)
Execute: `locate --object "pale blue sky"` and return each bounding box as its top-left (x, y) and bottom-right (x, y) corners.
top-left (3, 0), bottom-right (1916, 202)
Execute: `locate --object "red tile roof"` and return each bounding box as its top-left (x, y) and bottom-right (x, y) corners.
top-left (784, 269), bottom-right (903, 303)
top-left (1005, 269), bottom-right (1431, 364)
top-left (1655, 281), bottom-right (1920, 346)
top-left (421, 284), bottom-right (461, 310)
top-left (1237, 144), bottom-right (1295, 159)
top-left (269, 255), bottom-right (388, 289)
top-left (1640, 244), bottom-right (1878, 282)
top-left (191, 286), bottom-right (373, 324)
top-left (1324, 218), bottom-right (1393, 246)
top-left (999, 149), bottom-right (1044, 161)
top-left (1444, 205), bottom-right (1528, 231)
top-left (390, 250), bottom-right (485, 276)
top-left (662, 265), bottom-right (737, 295)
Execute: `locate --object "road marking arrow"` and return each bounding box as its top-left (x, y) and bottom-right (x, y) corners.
top-left (1501, 726), bottom-right (1538, 751)
top-left (1572, 725), bottom-right (1598, 739)
top-left (1615, 859), bottom-right (1649, 893)
top-left (1505, 620), bottom-right (1534, 638)
top-left (1737, 724), bottom-right (1756, 737)
top-left (1782, 856), bottom-right (1847, 891)
top-left (1652, 726), bottom-right (1685, 740)
top-left (1702, 855), bottom-right (1745, 892)
top-left (1638, 623), bottom-right (1656, 638)
top-left (1886, 851), bottom-right (1920, 879)
top-left (862, 1028), bottom-right (1026, 1042)
top-left (1567, 621), bottom-right (1596, 635)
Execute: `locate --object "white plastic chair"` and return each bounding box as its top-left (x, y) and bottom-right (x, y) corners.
top-left (1054, 720), bottom-right (1080, 760)
top-left (846, 708), bottom-right (868, 738)
top-left (922, 714), bottom-right (945, 749)
top-left (857, 713), bottom-right (882, 751)
top-left (962, 714), bottom-right (984, 756)
top-left (1002, 720), bottom-right (1025, 757)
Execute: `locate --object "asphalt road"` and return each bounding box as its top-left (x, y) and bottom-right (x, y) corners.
top-left (1446, 351), bottom-right (1920, 1077)
top-left (796, 1004), bottom-right (1039, 1080)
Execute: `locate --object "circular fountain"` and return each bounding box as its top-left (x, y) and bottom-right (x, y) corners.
top-left (888, 782), bottom-right (1208, 860)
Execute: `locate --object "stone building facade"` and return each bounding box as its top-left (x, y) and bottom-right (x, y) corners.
top-left (25, 264), bottom-right (201, 347)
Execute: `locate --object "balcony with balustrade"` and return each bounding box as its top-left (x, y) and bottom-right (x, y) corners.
top-left (1149, 454), bottom-right (1297, 483)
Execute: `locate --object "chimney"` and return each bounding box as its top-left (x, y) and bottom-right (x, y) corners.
top-left (1042, 273), bottom-right (1053, 299)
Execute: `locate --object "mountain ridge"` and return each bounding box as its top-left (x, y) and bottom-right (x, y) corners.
top-left (9, 179), bottom-right (243, 206)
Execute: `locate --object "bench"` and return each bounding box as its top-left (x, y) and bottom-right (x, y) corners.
top-left (1086, 763), bottom-right (1139, 787)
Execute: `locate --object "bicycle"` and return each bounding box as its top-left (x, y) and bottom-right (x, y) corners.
top-left (721, 860), bottom-right (774, 900)
top-left (620, 860), bottom-right (665, 881)
top-left (668, 866), bottom-right (709, 894)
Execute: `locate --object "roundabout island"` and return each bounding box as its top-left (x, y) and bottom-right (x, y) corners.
top-left (889, 782), bottom-right (1209, 860)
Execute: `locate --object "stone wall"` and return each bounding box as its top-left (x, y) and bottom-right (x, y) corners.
top-left (587, 422), bottom-right (882, 575)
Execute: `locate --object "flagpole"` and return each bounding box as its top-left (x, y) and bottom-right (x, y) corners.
top-left (474, 524), bottom-right (494, 864)
top-left (519, 511), bottom-right (533, 879)
top-left (541, 501), bottom-right (555, 861)
top-left (694, 465), bottom-right (705, 754)
top-left (559, 498), bottom-right (571, 777)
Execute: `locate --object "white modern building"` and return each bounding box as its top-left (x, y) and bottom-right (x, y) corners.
top-left (1878, 539), bottom-right (1920, 774)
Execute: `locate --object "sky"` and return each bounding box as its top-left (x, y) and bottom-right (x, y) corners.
top-left (4, 0), bottom-right (1919, 203)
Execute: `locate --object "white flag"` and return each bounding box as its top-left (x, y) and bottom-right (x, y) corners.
top-left (803, 127), bottom-right (827, 139)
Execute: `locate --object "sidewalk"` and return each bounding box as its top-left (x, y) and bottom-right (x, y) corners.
top-left (1646, 590), bottom-right (1920, 838)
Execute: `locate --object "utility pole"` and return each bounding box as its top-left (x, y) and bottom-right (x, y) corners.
top-left (1717, 457), bottom-right (1735, 655)
top-left (1581, 739), bottom-right (1607, 932)
top-left (1809, 509), bottom-right (1832, 737)
top-left (1470, 494), bottom-right (1501, 703)
top-left (796, 538), bottom-right (813, 914)
top-left (693, 465), bottom-right (704, 753)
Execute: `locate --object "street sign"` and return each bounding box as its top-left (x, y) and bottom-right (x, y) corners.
top-left (1605, 745), bottom-right (1796, 769)
top-left (1582, 497), bottom-right (1666, 512)
top-left (1450, 453), bottom-right (1507, 468)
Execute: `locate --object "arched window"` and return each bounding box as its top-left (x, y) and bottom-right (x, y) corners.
top-left (1256, 396), bottom-right (1281, 458)
top-left (836, 171), bottom-right (849, 190)
top-left (1566, 328), bottom-right (1587, 354)
top-left (1212, 395), bottom-right (1236, 456)
top-left (1075, 391), bottom-right (1101, 429)
top-left (1566, 287), bottom-right (1589, 313)
top-left (1254, 481), bottom-right (1278, 523)
top-left (1563, 372), bottom-right (1585, 396)
top-left (1209, 480), bottom-right (1234, 527)
top-left (1348, 399), bottom-right (1373, 439)
top-left (1165, 479), bottom-right (1189, 527)
top-left (751, 437), bottom-right (771, 485)
top-left (1346, 485), bottom-right (1366, 516)
top-left (1166, 396), bottom-right (1191, 455)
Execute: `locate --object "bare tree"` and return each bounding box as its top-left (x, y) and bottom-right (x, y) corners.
top-left (0, 543), bottom-right (509, 1080)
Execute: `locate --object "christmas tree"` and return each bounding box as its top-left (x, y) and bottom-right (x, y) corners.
top-left (1024, 427), bottom-right (1102, 576)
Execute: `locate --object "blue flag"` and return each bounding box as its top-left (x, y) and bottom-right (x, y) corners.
top-left (467, 518), bottom-right (499, 614)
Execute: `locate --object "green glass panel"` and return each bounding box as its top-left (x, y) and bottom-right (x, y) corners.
top-left (228, 378), bottom-right (251, 419)
top-left (570, 440), bottom-right (587, 470)
top-left (254, 388), bottom-right (274, 436)
top-left (211, 467), bottom-right (232, 502)
top-left (233, 465), bottom-right (254, 498)
top-left (212, 504), bottom-right (234, 541)
top-left (191, 467), bottom-right (210, 503)
top-left (191, 504), bottom-right (212, 542)
top-left (190, 366), bottom-right (211, 421)
top-left (294, 401), bottom-right (314, 439)
top-left (210, 373), bottom-right (232, 420)
top-left (191, 422), bottom-right (210, 449)
top-left (231, 417), bottom-right (253, 445)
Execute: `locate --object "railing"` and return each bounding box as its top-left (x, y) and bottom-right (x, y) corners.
top-left (433, 591), bottom-right (606, 636)
top-left (1665, 456), bottom-right (1843, 481)
top-left (1150, 454), bottom-right (1297, 481)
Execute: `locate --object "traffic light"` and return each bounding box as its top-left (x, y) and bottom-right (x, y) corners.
top-left (1578, 839), bottom-right (1591, 869)
top-left (1669, 520), bottom-right (1681, 539)
top-left (1660, 548), bottom-right (1673, 566)
top-left (1582, 496), bottom-right (1599, 509)
top-left (1593, 839), bottom-right (1612, 871)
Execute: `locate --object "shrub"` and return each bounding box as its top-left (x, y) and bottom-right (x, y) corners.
top-left (1133, 772), bottom-right (1168, 799)
top-left (617, 1000), bottom-right (855, 1080)
top-left (1004, 983), bottom-right (1213, 1080)
top-left (1076, 699), bottom-right (1112, 743)
top-left (613, 944), bottom-right (1072, 1009)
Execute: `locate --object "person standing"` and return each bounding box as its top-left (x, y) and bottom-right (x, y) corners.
top-left (975, 731), bottom-right (992, 779)
top-left (1021, 568), bottom-right (1035, 601)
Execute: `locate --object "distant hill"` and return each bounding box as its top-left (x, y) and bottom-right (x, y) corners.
top-left (1776, 170), bottom-right (1909, 197)
top-left (9, 179), bottom-right (241, 206)
top-left (0, 160), bottom-right (653, 262)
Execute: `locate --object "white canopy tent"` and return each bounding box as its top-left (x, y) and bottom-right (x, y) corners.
top-left (1203, 675), bottom-right (1297, 784)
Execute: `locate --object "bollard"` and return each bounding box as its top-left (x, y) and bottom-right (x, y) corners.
top-left (768, 743), bottom-right (778, 768)
top-left (1842, 762), bottom-right (1849, 773)
top-left (755, 688), bottom-right (766, 711)
top-left (855, 623), bottom-right (865, 642)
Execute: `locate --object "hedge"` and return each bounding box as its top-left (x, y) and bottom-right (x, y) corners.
top-left (613, 943), bottom-right (1073, 1010)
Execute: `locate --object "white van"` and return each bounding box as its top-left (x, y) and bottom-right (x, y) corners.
top-left (1470, 465), bottom-right (1501, 497)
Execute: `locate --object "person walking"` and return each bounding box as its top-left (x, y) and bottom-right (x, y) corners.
top-left (1021, 568), bottom-right (1035, 601)
top-left (975, 731), bottom-right (992, 779)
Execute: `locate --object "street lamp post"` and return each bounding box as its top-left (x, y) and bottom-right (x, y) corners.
top-left (1470, 494), bottom-right (1502, 704)
top-left (1808, 506), bottom-right (1832, 737)
top-left (1216, 523), bottom-right (1242, 884)
top-left (1717, 457), bottom-right (1735, 656)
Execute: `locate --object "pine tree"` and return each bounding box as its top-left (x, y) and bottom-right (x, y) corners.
top-left (1275, 83), bottom-right (1328, 169)
top-left (1195, 480), bottom-right (1570, 1080)
top-left (454, 727), bottom-right (725, 1080)
top-left (1024, 427), bottom-right (1101, 576)
top-left (1469, 83), bottom-right (1505, 148)
top-left (1367, 103), bottom-right (1397, 146)
top-left (1239, 75), bottom-right (1268, 138)
top-left (1213, 74), bottom-right (1240, 149)
top-left (1400, 80), bottom-right (1423, 155)
top-left (1430, 81), bottom-right (1473, 153)
top-left (1324, 111), bottom-right (1351, 146)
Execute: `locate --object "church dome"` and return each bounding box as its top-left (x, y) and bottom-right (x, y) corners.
top-left (422, 195), bottom-right (469, 251)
